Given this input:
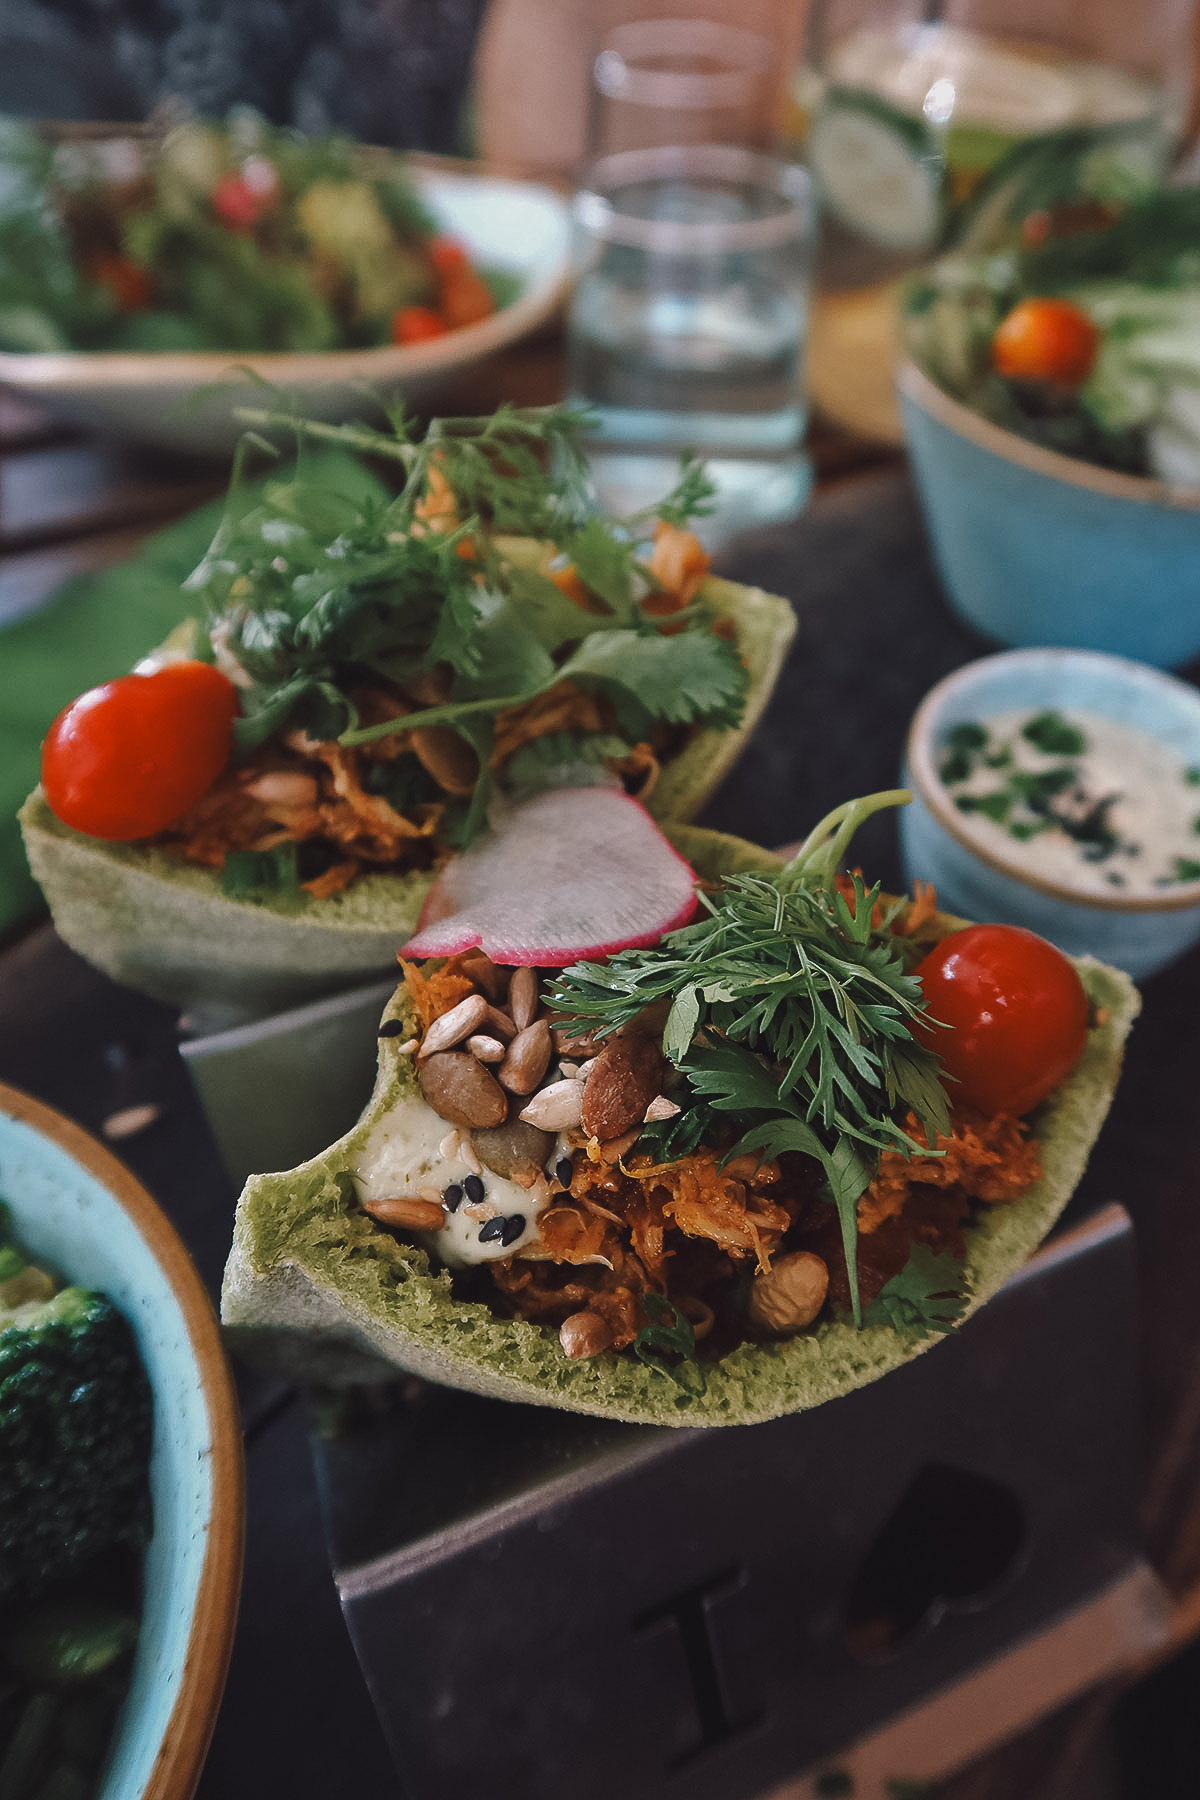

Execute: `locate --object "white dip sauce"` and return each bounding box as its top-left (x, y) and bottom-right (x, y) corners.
top-left (353, 1097), bottom-right (556, 1267)
top-left (939, 707), bottom-right (1200, 897)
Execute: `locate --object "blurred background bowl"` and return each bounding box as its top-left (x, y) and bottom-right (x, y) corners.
top-left (0, 1081), bottom-right (243, 1800)
top-left (899, 359), bottom-right (1200, 670)
top-left (0, 165), bottom-right (570, 458)
top-left (900, 647), bottom-right (1200, 981)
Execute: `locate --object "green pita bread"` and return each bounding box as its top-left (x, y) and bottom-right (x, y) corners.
top-left (220, 824), bottom-right (1139, 1426)
top-left (20, 574), bottom-right (794, 1022)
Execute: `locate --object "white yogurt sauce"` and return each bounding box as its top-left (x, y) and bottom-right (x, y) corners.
top-left (354, 1097), bottom-right (554, 1267)
top-left (942, 707), bottom-right (1200, 897)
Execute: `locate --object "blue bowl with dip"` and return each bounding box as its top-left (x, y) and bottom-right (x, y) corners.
top-left (898, 360), bottom-right (1200, 670)
top-left (0, 1082), bottom-right (244, 1800)
top-left (901, 648), bottom-right (1200, 981)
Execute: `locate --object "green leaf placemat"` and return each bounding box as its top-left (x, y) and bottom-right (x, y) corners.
top-left (0, 450), bottom-right (386, 936)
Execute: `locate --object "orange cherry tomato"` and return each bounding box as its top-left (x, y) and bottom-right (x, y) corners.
top-left (42, 661), bottom-right (239, 841)
top-left (428, 236), bottom-right (469, 274)
top-left (437, 263), bottom-right (494, 330)
top-left (991, 297), bottom-right (1100, 388)
top-left (913, 923), bottom-right (1090, 1117)
top-left (392, 306), bottom-right (449, 344)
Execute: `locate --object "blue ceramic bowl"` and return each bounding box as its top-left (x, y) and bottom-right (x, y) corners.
top-left (899, 360), bottom-right (1200, 670)
top-left (0, 1083), bottom-right (243, 1800)
top-left (900, 648), bottom-right (1200, 981)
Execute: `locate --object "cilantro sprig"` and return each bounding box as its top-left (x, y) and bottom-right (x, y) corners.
top-left (180, 404), bottom-right (745, 839)
top-left (549, 793), bottom-right (951, 1327)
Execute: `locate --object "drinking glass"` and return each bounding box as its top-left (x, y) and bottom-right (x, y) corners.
top-left (566, 143), bottom-right (815, 544)
top-left (793, 0), bottom-right (1196, 287)
top-left (589, 16), bottom-right (778, 159)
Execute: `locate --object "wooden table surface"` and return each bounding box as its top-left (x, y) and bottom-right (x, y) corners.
top-left (0, 344), bottom-right (1195, 1800)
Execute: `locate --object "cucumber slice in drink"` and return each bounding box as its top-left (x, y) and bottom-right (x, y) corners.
top-left (809, 88), bottom-right (943, 252)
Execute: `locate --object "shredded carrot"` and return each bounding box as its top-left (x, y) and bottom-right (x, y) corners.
top-left (644, 521), bottom-right (711, 612)
top-left (398, 956), bottom-right (478, 1030)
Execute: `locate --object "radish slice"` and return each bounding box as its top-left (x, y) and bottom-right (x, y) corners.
top-left (402, 790), bottom-right (699, 965)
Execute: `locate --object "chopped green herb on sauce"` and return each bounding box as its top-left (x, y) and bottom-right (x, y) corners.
top-left (939, 709), bottom-right (1200, 893)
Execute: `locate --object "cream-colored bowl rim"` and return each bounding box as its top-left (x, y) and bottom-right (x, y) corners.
top-left (898, 358), bottom-right (1200, 513)
top-left (0, 1081), bottom-right (245, 1800)
top-left (906, 648), bottom-right (1200, 916)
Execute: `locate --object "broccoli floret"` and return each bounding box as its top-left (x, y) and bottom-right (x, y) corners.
top-left (0, 1282), bottom-right (153, 1605)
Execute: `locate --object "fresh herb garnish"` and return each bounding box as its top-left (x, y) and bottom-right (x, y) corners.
top-left (550, 792), bottom-right (950, 1327)
top-left (221, 841), bottom-right (299, 899)
top-left (861, 1246), bottom-right (971, 1340)
top-left (942, 712), bottom-right (1125, 859)
top-left (632, 1293), bottom-right (706, 1397)
top-left (1021, 711), bottom-right (1087, 756)
top-left (178, 403), bottom-right (745, 846)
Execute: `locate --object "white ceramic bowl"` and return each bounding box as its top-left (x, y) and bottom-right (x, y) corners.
top-left (0, 167), bottom-right (571, 457)
top-left (0, 1081), bottom-right (243, 1800)
top-left (900, 648), bottom-right (1200, 981)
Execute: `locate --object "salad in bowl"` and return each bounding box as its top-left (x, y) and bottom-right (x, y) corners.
top-left (0, 113), bottom-right (570, 452)
top-left (0, 111), bottom-right (509, 356)
top-left (902, 138), bottom-right (1200, 484)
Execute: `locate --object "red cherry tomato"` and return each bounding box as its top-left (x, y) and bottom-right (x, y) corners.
top-left (913, 923), bottom-right (1090, 1117)
top-left (211, 160), bottom-right (278, 232)
top-left (991, 297), bottom-right (1100, 388)
top-left (41, 661), bottom-right (238, 841)
top-left (392, 305), bottom-right (449, 344)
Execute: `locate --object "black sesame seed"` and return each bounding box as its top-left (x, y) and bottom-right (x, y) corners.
top-left (555, 1157), bottom-right (573, 1188)
top-left (464, 1173), bottom-right (485, 1204)
top-left (378, 1020), bottom-right (406, 1038)
top-left (442, 1184), bottom-right (464, 1212)
top-left (478, 1216), bottom-right (506, 1243)
top-left (500, 1214), bottom-right (525, 1247)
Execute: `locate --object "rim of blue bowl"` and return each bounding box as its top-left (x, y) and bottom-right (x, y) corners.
top-left (906, 647), bottom-right (1200, 915)
top-left (0, 1080), bottom-right (244, 1800)
top-left (898, 359), bottom-right (1200, 513)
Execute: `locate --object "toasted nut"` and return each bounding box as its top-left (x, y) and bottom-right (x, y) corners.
top-left (600, 1126), bottom-right (642, 1164)
top-left (747, 1252), bottom-right (829, 1335)
top-left (643, 1095), bottom-right (681, 1123)
top-left (467, 1034), bottom-right (507, 1063)
top-left (548, 1015), bottom-right (599, 1057)
top-left (458, 951), bottom-right (509, 1002)
top-left (581, 1035), bottom-right (663, 1142)
top-left (498, 1019), bottom-right (553, 1095)
top-left (459, 1133), bottom-right (483, 1176)
top-left (102, 1103), bottom-right (163, 1141)
top-left (241, 770), bottom-right (320, 808)
top-left (482, 1005), bottom-right (518, 1043)
top-left (411, 724), bottom-right (479, 796)
top-left (509, 966), bottom-right (540, 1031)
top-left (519, 1080), bottom-right (584, 1132)
top-left (418, 993), bottom-right (490, 1060)
top-left (560, 1311), bottom-right (614, 1359)
top-left (363, 1197), bottom-right (445, 1231)
top-left (473, 1116), bottom-right (555, 1180)
top-left (418, 1053), bottom-right (508, 1130)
